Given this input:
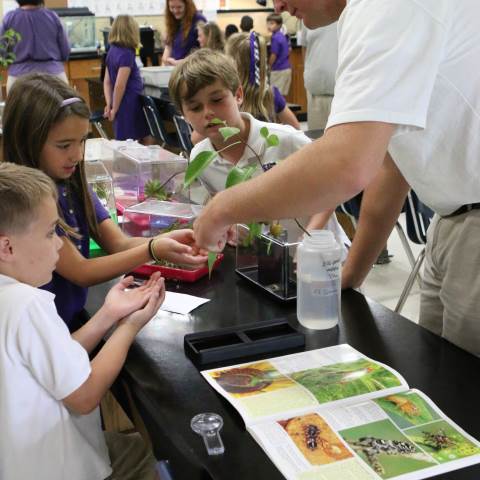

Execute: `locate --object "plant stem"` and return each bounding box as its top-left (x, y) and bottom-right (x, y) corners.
top-left (295, 218), bottom-right (311, 237)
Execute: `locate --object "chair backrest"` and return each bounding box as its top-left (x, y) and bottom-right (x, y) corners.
top-left (404, 190), bottom-right (434, 245)
top-left (142, 95), bottom-right (169, 145)
top-left (173, 114), bottom-right (194, 157)
top-left (337, 193), bottom-right (363, 219)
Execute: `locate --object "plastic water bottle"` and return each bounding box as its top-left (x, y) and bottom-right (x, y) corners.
top-left (296, 230), bottom-right (341, 329)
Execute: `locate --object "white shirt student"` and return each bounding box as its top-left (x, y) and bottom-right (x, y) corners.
top-left (193, 0), bottom-right (480, 357)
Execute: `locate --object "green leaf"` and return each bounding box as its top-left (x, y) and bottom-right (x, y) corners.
top-left (248, 222), bottom-right (262, 237)
top-left (266, 134), bottom-right (280, 147)
top-left (219, 126), bottom-right (240, 141)
top-left (183, 150), bottom-right (217, 188)
top-left (210, 118), bottom-right (225, 125)
top-left (207, 252), bottom-right (217, 279)
top-left (260, 126), bottom-right (269, 138)
top-left (225, 165), bottom-right (257, 188)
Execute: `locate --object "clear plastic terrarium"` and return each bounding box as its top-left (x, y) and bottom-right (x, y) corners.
top-left (122, 200), bottom-right (202, 238)
top-left (84, 159), bottom-right (117, 222)
top-left (112, 144), bottom-right (188, 211)
top-left (235, 220), bottom-right (303, 301)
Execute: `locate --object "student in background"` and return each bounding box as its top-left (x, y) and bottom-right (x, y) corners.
top-left (169, 49), bottom-right (348, 251)
top-left (0, 162), bottom-right (163, 479)
top-left (197, 21), bottom-right (224, 51)
top-left (162, 0), bottom-right (206, 65)
top-left (1, 0), bottom-right (70, 93)
top-left (300, 22), bottom-right (338, 130)
top-left (226, 32), bottom-right (300, 130)
top-left (266, 13), bottom-right (292, 96)
top-left (224, 23), bottom-right (239, 40)
top-left (104, 15), bottom-right (152, 143)
top-left (2, 73), bottom-right (207, 331)
top-left (240, 15), bottom-right (254, 33)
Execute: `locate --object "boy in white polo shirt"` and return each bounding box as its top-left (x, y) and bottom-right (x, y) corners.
top-left (0, 162), bottom-right (164, 479)
top-left (168, 48), bottom-right (349, 251)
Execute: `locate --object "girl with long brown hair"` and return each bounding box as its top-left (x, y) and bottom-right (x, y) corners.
top-left (162, 0), bottom-right (206, 65)
top-left (2, 73), bottom-right (207, 331)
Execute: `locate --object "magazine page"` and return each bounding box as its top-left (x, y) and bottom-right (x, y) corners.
top-left (248, 389), bottom-right (480, 480)
top-left (201, 344), bottom-right (408, 426)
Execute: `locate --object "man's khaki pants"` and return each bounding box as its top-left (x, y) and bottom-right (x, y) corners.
top-left (420, 209), bottom-right (480, 357)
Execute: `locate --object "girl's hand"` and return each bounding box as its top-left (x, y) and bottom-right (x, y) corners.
top-left (103, 272), bottom-right (163, 321)
top-left (108, 108), bottom-right (117, 122)
top-left (120, 278), bottom-right (165, 330)
top-left (161, 228), bottom-right (208, 255)
top-left (153, 235), bottom-right (208, 267)
top-left (103, 105), bottom-right (111, 119)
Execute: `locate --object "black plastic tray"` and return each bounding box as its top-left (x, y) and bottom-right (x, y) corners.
top-left (184, 319), bottom-right (305, 366)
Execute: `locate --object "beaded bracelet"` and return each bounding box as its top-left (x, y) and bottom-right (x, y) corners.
top-left (148, 238), bottom-right (161, 264)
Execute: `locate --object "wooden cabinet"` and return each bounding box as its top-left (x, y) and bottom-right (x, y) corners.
top-left (285, 46), bottom-right (307, 115)
top-left (66, 58), bottom-right (102, 106)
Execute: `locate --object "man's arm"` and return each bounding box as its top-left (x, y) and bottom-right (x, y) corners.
top-left (342, 153), bottom-right (410, 289)
top-left (193, 121), bottom-right (395, 251)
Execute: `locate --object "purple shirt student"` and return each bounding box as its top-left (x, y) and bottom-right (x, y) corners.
top-left (1, 7), bottom-right (70, 76)
top-left (273, 85), bottom-right (287, 115)
top-left (270, 30), bottom-right (290, 71)
top-left (106, 45), bottom-right (150, 140)
top-left (41, 183), bottom-right (110, 331)
top-left (171, 11), bottom-right (206, 60)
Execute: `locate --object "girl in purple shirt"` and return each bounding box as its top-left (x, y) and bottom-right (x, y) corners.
top-left (1, 0), bottom-right (70, 93)
top-left (104, 15), bottom-right (151, 142)
top-left (162, 0), bottom-right (206, 65)
top-left (225, 32), bottom-right (300, 129)
top-left (2, 73), bottom-right (207, 331)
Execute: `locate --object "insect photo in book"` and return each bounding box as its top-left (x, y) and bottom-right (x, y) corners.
top-left (278, 413), bottom-right (352, 466)
top-left (291, 359), bottom-right (402, 404)
top-left (406, 420), bottom-right (480, 464)
top-left (375, 392), bottom-right (440, 429)
top-left (210, 361), bottom-right (295, 398)
top-left (341, 419), bottom-right (436, 479)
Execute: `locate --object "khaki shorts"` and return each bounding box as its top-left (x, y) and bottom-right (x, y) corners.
top-left (270, 68), bottom-right (292, 96)
top-left (104, 431), bottom-right (156, 480)
top-left (307, 92), bottom-right (333, 131)
top-left (420, 209), bottom-right (480, 356)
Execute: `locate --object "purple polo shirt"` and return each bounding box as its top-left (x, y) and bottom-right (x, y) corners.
top-left (41, 182), bottom-right (110, 330)
top-left (1, 7), bottom-right (70, 76)
top-left (171, 12), bottom-right (206, 60)
top-left (270, 30), bottom-right (290, 71)
top-left (273, 86), bottom-right (286, 114)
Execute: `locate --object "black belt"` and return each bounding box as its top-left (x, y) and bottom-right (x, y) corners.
top-left (444, 203), bottom-right (480, 218)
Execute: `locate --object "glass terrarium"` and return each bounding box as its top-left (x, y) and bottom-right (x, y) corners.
top-left (56, 8), bottom-right (97, 54)
top-left (122, 200), bottom-right (202, 238)
top-left (84, 159), bottom-right (117, 257)
top-left (236, 220), bottom-right (303, 301)
top-left (113, 144), bottom-right (188, 211)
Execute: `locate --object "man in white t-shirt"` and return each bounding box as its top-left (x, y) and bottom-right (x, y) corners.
top-left (0, 163), bottom-right (164, 479)
top-left (300, 21), bottom-right (338, 130)
top-left (193, 0), bottom-right (480, 357)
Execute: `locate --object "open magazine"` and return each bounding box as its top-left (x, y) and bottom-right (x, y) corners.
top-left (201, 344), bottom-right (480, 480)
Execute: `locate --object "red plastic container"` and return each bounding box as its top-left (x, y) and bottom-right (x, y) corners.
top-left (132, 254), bottom-right (224, 282)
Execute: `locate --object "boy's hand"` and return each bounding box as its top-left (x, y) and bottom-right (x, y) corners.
top-left (120, 278), bottom-right (165, 330)
top-left (153, 229), bottom-right (208, 266)
top-left (103, 272), bottom-right (163, 322)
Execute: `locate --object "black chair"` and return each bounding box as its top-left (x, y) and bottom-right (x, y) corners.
top-left (142, 95), bottom-right (179, 149)
top-left (172, 114), bottom-right (194, 158)
top-left (394, 190), bottom-right (434, 313)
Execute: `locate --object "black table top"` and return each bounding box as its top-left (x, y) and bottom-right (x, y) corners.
top-left (87, 249), bottom-right (480, 480)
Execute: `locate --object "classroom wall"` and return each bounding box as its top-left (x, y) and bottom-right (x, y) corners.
top-left (24, 0), bottom-right (272, 45)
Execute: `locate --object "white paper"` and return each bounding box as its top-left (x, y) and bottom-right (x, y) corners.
top-left (160, 291), bottom-right (210, 315)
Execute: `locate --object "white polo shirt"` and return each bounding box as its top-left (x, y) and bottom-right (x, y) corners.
top-left (192, 112), bottom-right (311, 196)
top-left (327, 0), bottom-right (480, 215)
top-left (0, 274), bottom-right (111, 480)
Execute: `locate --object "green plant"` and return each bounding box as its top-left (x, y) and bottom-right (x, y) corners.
top-left (144, 178), bottom-right (172, 201)
top-left (184, 119), bottom-right (310, 274)
top-left (0, 29), bottom-right (21, 74)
